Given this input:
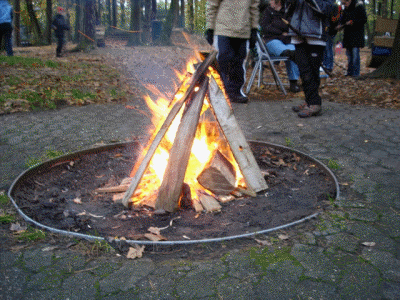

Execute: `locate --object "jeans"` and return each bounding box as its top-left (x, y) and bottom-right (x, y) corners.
top-left (216, 35), bottom-right (248, 97)
top-left (323, 35), bottom-right (334, 71)
top-left (266, 39), bottom-right (300, 81)
top-left (0, 23), bottom-right (13, 56)
top-left (345, 47), bottom-right (361, 77)
top-left (295, 43), bottom-right (325, 106)
top-left (56, 35), bottom-right (65, 56)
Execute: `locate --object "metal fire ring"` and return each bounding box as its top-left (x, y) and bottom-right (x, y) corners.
top-left (8, 141), bottom-right (340, 246)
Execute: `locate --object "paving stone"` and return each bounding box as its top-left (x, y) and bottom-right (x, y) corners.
top-left (362, 248), bottom-right (400, 282)
top-left (23, 249), bottom-right (54, 271)
top-left (338, 263), bottom-right (382, 299)
top-left (217, 277), bottom-right (256, 299)
top-left (382, 281), bottom-right (400, 300)
top-left (325, 232), bottom-right (359, 253)
top-left (0, 267), bottom-right (27, 300)
top-left (346, 223), bottom-right (397, 254)
top-left (295, 280), bottom-right (339, 300)
top-left (60, 272), bottom-right (98, 300)
top-left (291, 244), bottom-right (341, 282)
top-left (348, 209), bottom-right (379, 222)
top-left (98, 258), bottom-right (155, 293)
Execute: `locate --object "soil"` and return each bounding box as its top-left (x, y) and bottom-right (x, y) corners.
top-left (10, 141), bottom-right (337, 243)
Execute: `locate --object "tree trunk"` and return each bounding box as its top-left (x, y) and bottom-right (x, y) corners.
top-left (180, 0), bottom-right (184, 27)
top-left (25, 0), bottom-right (43, 44)
top-left (112, 0), bottom-right (117, 27)
top-left (74, 0), bottom-right (82, 42)
top-left (142, 0), bottom-right (151, 43)
top-left (14, 0), bottom-right (21, 46)
top-left (106, 0), bottom-right (111, 25)
top-left (84, 0), bottom-right (96, 45)
top-left (120, 0), bottom-right (126, 29)
top-left (381, 0), bottom-right (388, 18)
top-left (160, 0), bottom-right (177, 45)
top-left (151, 0), bottom-right (156, 20)
top-left (187, 0), bottom-right (194, 33)
top-left (362, 19), bottom-right (400, 79)
top-left (45, 0), bottom-right (52, 45)
top-left (127, 0), bottom-right (141, 46)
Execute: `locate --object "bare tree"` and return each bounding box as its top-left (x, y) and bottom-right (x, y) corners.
top-left (25, 0), bottom-right (43, 43)
top-left (14, 0), bottom-right (21, 46)
top-left (112, 0), bottom-right (117, 27)
top-left (187, 0), bottom-right (194, 32)
top-left (127, 0), bottom-right (141, 46)
top-left (45, 0), bottom-right (52, 45)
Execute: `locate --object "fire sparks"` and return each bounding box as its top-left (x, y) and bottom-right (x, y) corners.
top-left (129, 58), bottom-right (245, 207)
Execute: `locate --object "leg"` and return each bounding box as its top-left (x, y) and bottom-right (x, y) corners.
top-left (56, 36), bottom-right (63, 57)
top-left (296, 43), bottom-right (324, 110)
top-left (345, 48), bottom-right (354, 76)
top-left (4, 25), bottom-right (13, 56)
top-left (352, 47), bottom-right (361, 77)
top-left (323, 35), bottom-right (334, 72)
top-left (230, 38), bottom-right (248, 96)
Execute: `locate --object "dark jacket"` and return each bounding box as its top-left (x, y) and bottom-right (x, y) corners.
top-left (287, 0), bottom-right (333, 42)
top-left (341, 0), bottom-right (367, 48)
top-left (52, 14), bottom-right (70, 38)
top-left (260, 5), bottom-right (291, 44)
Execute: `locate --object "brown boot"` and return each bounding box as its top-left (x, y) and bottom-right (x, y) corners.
top-left (298, 105), bottom-right (321, 118)
top-left (292, 102), bottom-right (307, 112)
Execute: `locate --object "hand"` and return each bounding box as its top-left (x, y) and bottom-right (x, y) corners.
top-left (250, 28), bottom-right (258, 49)
top-left (205, 29), bottom-right (214, 45)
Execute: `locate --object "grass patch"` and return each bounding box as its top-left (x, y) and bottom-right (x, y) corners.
top-left (328, 159), bottom-right (340, 170)
top-left (25, 149), bottom-right (65, 168)
top-left (16, 227), bottom-right (46, 241)
top-left (249, 246), bottom-right (301, 270)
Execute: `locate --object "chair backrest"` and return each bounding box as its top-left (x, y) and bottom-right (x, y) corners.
top-left (255, 32), bottom-right (288, 63)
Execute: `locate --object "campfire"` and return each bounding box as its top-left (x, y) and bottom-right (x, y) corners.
top-left (96, 50), bottom-right (268, 213)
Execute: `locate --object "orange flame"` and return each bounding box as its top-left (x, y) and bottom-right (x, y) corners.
top-left (130, 58), bottom-right (245, 206)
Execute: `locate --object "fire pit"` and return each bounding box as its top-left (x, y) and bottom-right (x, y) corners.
top-left (8, 140), bottom-right (338, 245)
top-left (7, 52), bottom-right (339, 245)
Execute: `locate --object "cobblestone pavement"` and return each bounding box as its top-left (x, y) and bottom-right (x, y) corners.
top-left (1, 45), bottom-right (400, 299)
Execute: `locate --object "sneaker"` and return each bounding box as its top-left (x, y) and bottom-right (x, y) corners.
top-left (292, 102), bottom-right (307, 112)
top-left (298, 105), bottom-right (321, 118)
top-left (230, 95), bottom-right (248, 103)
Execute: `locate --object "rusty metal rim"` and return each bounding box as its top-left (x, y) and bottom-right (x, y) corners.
top-left (7, 140), bottom-right (339, 246)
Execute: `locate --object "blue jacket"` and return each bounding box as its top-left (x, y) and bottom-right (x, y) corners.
top-left (52, 14), bottom-right (70, 37)
top-left (0, 0), bottom-right (13, 24)
top-left (287, 0), bottom-right (333, 42)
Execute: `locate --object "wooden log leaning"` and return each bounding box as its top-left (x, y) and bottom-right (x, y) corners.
top-left (208, 76), bottom-right (268, 195)
top-left (155, 77), bottom-right (209, 212)
top-left (121, 50), bottom-right (218, 207)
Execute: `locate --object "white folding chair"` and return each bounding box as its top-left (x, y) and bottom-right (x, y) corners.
top-left (246, 32), bottom-right (289, 95)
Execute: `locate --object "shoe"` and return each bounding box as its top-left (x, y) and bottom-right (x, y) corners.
top-left (298, 105), bottom-right (321, 118)
top-left (230, 95), bottom-right (248, 103)
top-left (289, 80), bottom-right (301, 93)
top-left (292, 102), bottom-right (307, 112)
top-left (281, 50), bottom-right (295, 61)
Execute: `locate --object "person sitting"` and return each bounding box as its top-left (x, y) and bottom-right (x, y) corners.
top-left (260, 0), bottom-right (300, 93)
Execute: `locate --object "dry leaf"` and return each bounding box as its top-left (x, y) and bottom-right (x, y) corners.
top-left (73, 197), bottom-right (82, 204)
top-left (148, 227), bottom-right (161, 235)
top-left (278, 234), bottom-right (289, 240)
top-left (144, 233), bottom-right (166, 241)
top-left (126, 245), bottom-right (145, 259)
top-left (255, 238), bottom-right (272, 246)
top-left (10, 223), bottom-right (27, 232)
top-left (362, 242), bottom-right (376, 247)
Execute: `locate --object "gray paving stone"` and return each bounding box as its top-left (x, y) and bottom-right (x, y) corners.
top-left (382, 281), bottom-right (400, 300)
top-left (325, 232), bottom-right (359, 253)
top-left (362, 248), bottom-right (400, 282)
top-left (295, 280), bottom-right (339, 300)
top-left (291, 244), bottom-right (341, 282)
top-left (347, 209), bottom-right (379, 222)
top-left (98, 258), bottom-right (155, 293)
top-left (0, 267), bottom-right (27, 300)
top-left (60, 272), bottom-right (98, 300)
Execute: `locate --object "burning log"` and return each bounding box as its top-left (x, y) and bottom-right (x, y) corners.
top-left (122, 50), bottom-right (218, 208)
top-left (155, 77), bottom-right (209, 212)
top-left (208, 77), bottom-right (268, 196)
top-left (197, 150), bottom-right (236, 195)
top-left (197, 191), bottom-right (222, 213)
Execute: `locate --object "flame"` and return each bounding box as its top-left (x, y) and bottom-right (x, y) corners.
top-left (130, 58), bottom-right (245, 206)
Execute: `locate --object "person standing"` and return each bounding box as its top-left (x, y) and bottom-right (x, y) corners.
top-left (336, 0), bottom-right (367, 77)
top-left (260, 0), bottom-right (301, 93)
top-left (52, 6), bottom-right (70, 57)
top-left (322, 1), bottom-right (342, 74)
top-left (205, 0), bottom-right (260, 103)
top-left (0, 0), bottom-right (13, 57)
top-left (288, 0), bottom-right (333, 118)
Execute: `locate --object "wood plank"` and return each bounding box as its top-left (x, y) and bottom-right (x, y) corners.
top-left (155, 78), bottom-right (209, 212)
top-left (121, 50), bottom-right (218, 207)
top-left (208, 76), bottom-right (268, 194)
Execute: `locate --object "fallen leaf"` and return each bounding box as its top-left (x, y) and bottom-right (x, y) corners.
top-left (126, 245), bottom-right (145, 259)
top-left (255, 238), bottom-right (272, 246)
top-left (73, 197), bottom-right (82, 204)
top-left (362, 242), bottom-right (376, 247)
top-left (148, 226), bottom-right (161, 235)
top-left (10, 223), bottom-right (27, 232)
top-left (144, 233), bottom-right (166, 241)
top-left (278, 234), bottom-right (289, 240)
